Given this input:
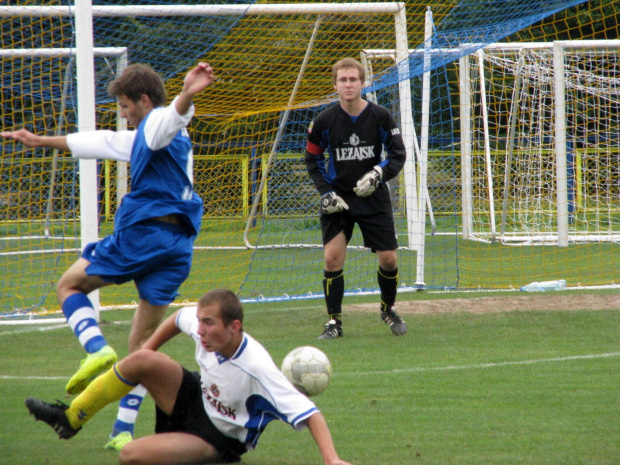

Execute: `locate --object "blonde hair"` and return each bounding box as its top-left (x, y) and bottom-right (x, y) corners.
top-left (332, 58), bottom-right (365, 85)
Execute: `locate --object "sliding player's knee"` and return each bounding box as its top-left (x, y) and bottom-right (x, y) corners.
top-left (119, 349), bottom-right (162, 380)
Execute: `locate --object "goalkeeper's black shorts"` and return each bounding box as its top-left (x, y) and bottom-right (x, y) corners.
top-left (320, 188), bottom-right (398, 252)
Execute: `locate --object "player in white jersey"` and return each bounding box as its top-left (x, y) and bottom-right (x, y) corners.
top-left (2, 62), bottom-right (214, 451)
top-left (25, 289), bottom-right (354, 465)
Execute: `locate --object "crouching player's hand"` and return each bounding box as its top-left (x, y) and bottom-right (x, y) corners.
top-left (321, 191), bottom-right (349, 214)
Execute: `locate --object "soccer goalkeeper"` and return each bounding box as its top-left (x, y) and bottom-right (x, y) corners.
top-left (2, 62), bottom-right (214, 450)
top-left (304, 57), bottom-right (407, 339)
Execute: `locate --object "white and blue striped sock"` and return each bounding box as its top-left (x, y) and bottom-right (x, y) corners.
top-left (62, 293), bottom-right (107, 354)
top-left (111, 385), bottom-right (147, 437)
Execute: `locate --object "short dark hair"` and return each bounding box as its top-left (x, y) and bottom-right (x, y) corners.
top-left (107, 63), bottom-right (167, 107)
top-left (198, 289), bottom-right (244, 328)
top-left (332, 57), bottom-right (365, 85)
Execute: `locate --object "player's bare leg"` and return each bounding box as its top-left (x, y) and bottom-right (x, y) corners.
top-left (128, 300), bottom-right (169, 352)
top-left (119, 433), bottom-right (221, 465)
top-left (113, 351), bottom-right (221, 462)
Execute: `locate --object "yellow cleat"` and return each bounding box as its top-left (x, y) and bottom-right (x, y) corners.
top-left (104, 431), bottom-right (133, 452)
top-left (65, 345), bottom-right (118, 395)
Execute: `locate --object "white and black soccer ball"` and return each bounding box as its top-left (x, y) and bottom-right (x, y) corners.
top-left (281, 346), bottom-right (332, 397)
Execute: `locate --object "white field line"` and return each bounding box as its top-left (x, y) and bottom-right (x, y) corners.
top-left (2, 351), bottom-right (619, 382)
top-left (338, 351), bottom-right (620, 376)
top-left (0, 320), bottom-right (130, 336)
top-left (0, 324), bottom-right (66, 335)
top-left (0, 305), bottom-right (312, 326)
top-left (1, 375), bottom-right (67, 381)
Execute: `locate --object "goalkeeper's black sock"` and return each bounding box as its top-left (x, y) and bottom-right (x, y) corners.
top-left (378, 266), bottom-right (398, 312)
top-left (323, 269), bottom-right (344, 324)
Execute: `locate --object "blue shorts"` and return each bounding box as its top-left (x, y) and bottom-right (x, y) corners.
top-left (82, 220), bottom-right (195, 306)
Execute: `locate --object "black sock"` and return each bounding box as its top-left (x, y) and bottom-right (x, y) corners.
top-left (378, 266), bottom-right (398, 312)
top-left (323, 269), bottom-right (343, 324)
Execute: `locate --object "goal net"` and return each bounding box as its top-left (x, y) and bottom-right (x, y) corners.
top-left (1, 2), bottom-right (432, 319)
top-left (460, 40), bottom-right (620, 246)
top-left (2, 1), bottom-right (615, 319)
top-left (0, 46), bottom-right (127, 318)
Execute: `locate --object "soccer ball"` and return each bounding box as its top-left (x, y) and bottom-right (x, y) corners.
top-left (281, 346), bottom-right (332, 397)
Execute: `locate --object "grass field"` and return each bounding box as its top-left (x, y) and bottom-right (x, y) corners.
top-left (1, 290), bottom-right (619, 465)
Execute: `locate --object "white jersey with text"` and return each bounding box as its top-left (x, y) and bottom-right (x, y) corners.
top-left (175, 306), bottom-right (318, 450)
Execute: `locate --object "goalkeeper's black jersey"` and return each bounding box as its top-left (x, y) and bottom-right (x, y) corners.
top-left (304, 101), bottom-right (406, 212)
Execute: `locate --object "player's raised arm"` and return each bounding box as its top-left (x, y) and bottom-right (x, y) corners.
top-left (1, 128), bottom-right (69, 151)
top-left (140, 310), bottom-right (183, 352)
top-left (175, 62), bottom-right (215, 116)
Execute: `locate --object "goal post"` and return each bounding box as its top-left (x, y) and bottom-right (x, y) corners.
top-left (460, 39), bottom-right (620, 246)
top-left (359, 7), bottom-right (437, 289)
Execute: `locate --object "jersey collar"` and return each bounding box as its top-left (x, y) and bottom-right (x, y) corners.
top-left (215, 333), bottom-right (248, 363)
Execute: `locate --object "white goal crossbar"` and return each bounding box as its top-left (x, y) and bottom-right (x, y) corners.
top-left (0, 3), bottom-right (405, 17)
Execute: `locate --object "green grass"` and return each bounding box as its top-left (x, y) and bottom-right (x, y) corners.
top-left (1, 292), bottom-right (619, 464)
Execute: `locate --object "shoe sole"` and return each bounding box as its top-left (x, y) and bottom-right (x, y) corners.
top-left (65, 350), bottom-right (117, 395)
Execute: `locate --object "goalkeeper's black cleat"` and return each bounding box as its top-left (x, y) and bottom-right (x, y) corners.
top-left (381, 307), bottom-right (407, 335)
top-left (317, 319), bottom-right (343, 340)
top-left (25, 397), bottom-right (81, 439)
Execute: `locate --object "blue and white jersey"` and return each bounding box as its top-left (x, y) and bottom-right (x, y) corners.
top-left (66, 96), bottom-right (203, 236)
top-left (176, 306), bottom-right (319, 450)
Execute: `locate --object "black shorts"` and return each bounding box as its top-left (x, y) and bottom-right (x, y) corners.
top-left (155, 368), bottom-right (246, 463)
top-left (320, 190), bottom-right (398, 252)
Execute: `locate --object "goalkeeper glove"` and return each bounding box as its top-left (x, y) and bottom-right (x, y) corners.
top-left (353, 166), bottom-right (383, 197)
top-left (321, 191), bottom-right (349, 214)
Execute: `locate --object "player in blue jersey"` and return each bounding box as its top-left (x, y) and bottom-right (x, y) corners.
top-left (2, 62), bottom-right (214, 451)
top-left (305, 58), bottom-right (407, 339)
top-left (25, 288), bottom-right (355, 465)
